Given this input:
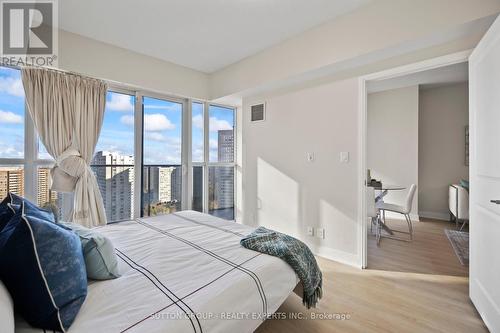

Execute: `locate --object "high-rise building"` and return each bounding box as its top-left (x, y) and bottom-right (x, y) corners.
top-left (211, 130), bottom-right (234, 218)
top-left (143, 165), bottom-right (182, 216)
top-left (192, 166), bottom-right (203, 212)
top-left (171, 167), bottom-right (182, 203)
top-left (217, 129), bottom-right (234, 163)
top-left (158, 167), bottom-right (175, 203)
top-left (92, 151), bottom-right (135, 222)
top-left (0, 167), bottom-right (24, 200)
top-left (37, 168), bottom-right (57, 207)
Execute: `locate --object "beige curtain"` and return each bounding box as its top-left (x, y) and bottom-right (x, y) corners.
top-left (22, 67), bottom-right (108, 227)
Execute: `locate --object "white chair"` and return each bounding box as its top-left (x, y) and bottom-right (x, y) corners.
top-left (366, 187), bottom-right (381, 243)
top-left (449, 184), bottom-right (469, 230)
top-left (377, 184), bottom-right (417, 242)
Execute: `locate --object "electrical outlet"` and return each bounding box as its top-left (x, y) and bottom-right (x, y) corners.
top-left (307, 226), bottom-right (314, 236)
top-left (316, 228), bottom-right (325, 239)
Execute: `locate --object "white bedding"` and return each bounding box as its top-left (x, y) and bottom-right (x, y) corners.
top-left (15, 211), bottom-right (297, 333)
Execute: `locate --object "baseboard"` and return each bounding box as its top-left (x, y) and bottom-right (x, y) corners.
top-left (314, 246), bottom-right (361, 268)
top-left (419, 211), bottom-right (450, 221)
top-left (470, 278), bottom-right (500, 332)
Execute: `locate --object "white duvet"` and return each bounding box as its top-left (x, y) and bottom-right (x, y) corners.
top-left (15, 211), bottom-right (297, 333)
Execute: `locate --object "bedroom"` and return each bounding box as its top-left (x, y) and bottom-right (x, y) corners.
top-left (1, 1), bottom-right (500, 333)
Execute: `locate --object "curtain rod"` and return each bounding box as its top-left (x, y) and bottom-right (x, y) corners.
top-left (0, 61), bottom-right (114, 83)
top-left (0, 61), bottom-right (199, 101)
top-left (0, 61), bottom-right (234, 106)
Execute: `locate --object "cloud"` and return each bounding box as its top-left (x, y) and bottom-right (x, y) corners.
top-left (192, 115), bottom-right (232, 132)
top-left (144, 114), bottom-right (175, 131)
top-left (106, 94), bottom-right (133, 112)
top-left (120, 115), bottom-right (134, 126)
top-left (192, 143), bottom-right (204, 162)
top-left (0, 76), bottom-right (24, 97)
top-left (145, 132), bottom-right (167, 142)
top-left (209, 117), bottom-right (232, 132)
top-left (192, 114), bottom-right (203, 129)
top-left (144, 104), bottom-right (180, 111)
top-left (0, 110), bottom-right (23, 124)
top-left (0, 136), bottom-right (24, 158)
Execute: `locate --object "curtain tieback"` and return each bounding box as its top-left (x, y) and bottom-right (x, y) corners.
top-left (50, 148), bottom-right (88, 193)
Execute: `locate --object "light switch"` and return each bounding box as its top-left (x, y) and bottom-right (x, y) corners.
top-left (340, 151), bottom-right (349, 163)
top-left (307, 227), bottom-right (314, 236)
top-left (306, 152), bottom-right (315, 162)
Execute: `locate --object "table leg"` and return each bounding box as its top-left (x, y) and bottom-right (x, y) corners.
top-left (380, 210), bottom-right (394, 235)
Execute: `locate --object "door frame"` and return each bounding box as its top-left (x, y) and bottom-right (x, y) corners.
top-left (357, 50), bottom-right (472, 268)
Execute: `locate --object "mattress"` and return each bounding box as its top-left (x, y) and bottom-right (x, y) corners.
top-left (15, 211), bottom-right (298, 333)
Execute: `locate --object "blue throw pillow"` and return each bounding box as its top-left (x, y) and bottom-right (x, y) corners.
top-left (60, 222), bottom-right (120, 280)
top-left (10, 193), bottom-right (55, 223)
top-left (0, 201), bottom-right (87, 332)
top-left (0, 193), bottom-right (21, 232)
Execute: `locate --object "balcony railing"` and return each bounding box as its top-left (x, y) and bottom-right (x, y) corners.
top-left (141, 165), bottom-right (182, 217)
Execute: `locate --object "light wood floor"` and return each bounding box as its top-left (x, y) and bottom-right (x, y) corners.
top-left (255, 218), bottom-right (486, 333)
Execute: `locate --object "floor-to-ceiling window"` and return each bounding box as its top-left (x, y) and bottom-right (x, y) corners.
top-left (91, 91), bottom-right (136, 222)
top-left (0, 66), bottom-right (25, 201)
top-left (190, 102), bottom-right (235, 220)
top-left (191, 102), bottom-right (205, 213)
top-left (0, 65), bottom-right (236, 222)
top-left (0, 65), bottom-right (65, 217)
top-left (208, 105), bottom-right (235, 220)
top-left (141, 97), bottom-right (183, 217)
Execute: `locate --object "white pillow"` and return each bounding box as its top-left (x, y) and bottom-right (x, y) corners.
top-left (0, 280), bottom-right (14, 333)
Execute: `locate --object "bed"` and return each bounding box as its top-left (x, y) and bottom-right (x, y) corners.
top-left (15, 211), bottom-right (298, 333)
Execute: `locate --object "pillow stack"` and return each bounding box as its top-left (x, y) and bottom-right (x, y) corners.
top-left (0, 194), bottom-right (87, 332)
top-left (60, 222), bottom-right (121, 280)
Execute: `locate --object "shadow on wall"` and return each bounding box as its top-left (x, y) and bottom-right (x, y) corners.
top-left (319, 199), bottom-right (358, 255)
top-left (257, 158), bottom-right (300, 238)
top-left (255, 157), bottom-right (359, 259)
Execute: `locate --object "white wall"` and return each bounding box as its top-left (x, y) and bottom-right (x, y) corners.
top-left (367, 86), bottom-right (419, 219)
top-left (58, 30), bottom-right (210, 100)
top-left (419, 82), bottom-right (469, 220)
top-left (243, 78), bottom-right (360, 266)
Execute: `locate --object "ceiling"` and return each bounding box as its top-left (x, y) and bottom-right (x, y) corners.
top-left (367, 62), bottom-right (469, 94)
top-left (59, 0), bottom-right (369, 73)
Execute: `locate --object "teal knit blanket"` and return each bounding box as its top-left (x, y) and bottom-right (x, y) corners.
top-left (240, 227), bottom-right (322, 308)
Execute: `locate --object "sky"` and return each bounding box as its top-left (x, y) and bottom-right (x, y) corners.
top-left (0, 67), bottom-right (25, 159)
top-left (0, 66), bottom-right (234, 164)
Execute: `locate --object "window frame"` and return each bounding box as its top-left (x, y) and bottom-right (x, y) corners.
top-left (189, 101), bottom-right (237, 217)
top-left (0, 64), bottom-right (237, 221)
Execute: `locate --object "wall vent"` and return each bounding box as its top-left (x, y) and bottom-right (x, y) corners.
top-left (251, 103), bottom-right (265, 122)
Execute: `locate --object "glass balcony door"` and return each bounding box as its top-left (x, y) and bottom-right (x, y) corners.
top-left (141, 96), bottom-right (184, 217)
top-left (189, 103), bottom-right (235, 220)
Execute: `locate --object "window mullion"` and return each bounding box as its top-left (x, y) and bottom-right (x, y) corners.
top-left (133, 93), bottom-right (143, 218)
top-left (182, 99), bottom-right (190, 211)
top-left (185, 99), bottom-right (193, 210)
top-left (203, 102), bottom-right (210, 213)
top-left (24, 105), bottom-right (37, 203)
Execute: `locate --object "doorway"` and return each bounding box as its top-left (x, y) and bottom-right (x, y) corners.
top-left (358, 51), bottom-right (471, 270)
